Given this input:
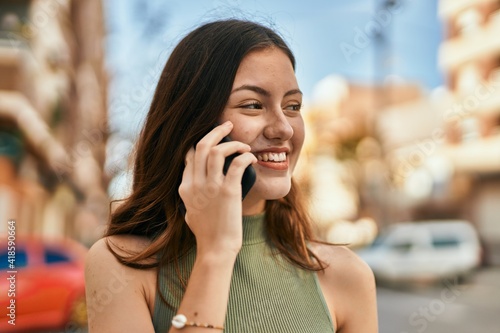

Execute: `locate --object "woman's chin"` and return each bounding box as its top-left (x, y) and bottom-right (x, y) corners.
top-left (251, 180), bottom-right (291, 201)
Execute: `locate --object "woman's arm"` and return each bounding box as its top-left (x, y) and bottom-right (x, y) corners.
top-left (172, 121), bottom-right (257, 332)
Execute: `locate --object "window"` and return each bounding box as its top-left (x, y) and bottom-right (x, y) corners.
top-left (44, 249), bottom-right (71, 264)
top-left (0, 249), bottom-right (28, 270)
top-left (432, 237), bottom-right (460, 248)
top-left (0, 0), bottom-right (30, 33)
top-left (390, 242), bottom-right (413, 252)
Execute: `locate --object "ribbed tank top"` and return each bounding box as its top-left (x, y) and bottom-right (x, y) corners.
top-left (152, 213), bottom-right (335, 333)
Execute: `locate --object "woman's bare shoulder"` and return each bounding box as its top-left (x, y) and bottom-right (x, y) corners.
top-left (85, 234), bottom-right (157, 302)
top-left (311, 242), bottom-right (378, 332)
top-left (85, 235), bottom-right (157, 332)
top-left (96, 234), bottom-right (153, 257)
top-left (86, 234), bottom-right (154, 271)
top-left (310, 242), bottom-right (374, 281)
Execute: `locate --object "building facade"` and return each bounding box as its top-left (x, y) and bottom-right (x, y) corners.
top-left (0, 0), bottom-right (108, 245)
top-left (438, 0), bottom-right (500, 264)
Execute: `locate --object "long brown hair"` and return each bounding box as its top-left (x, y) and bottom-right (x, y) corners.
top-left (106, 19), bottom-right (325, 272)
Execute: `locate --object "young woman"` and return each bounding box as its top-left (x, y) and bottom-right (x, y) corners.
top-left (85, 19), bottom-right (378, 332)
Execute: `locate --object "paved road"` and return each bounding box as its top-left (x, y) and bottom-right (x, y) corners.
top-left (377, 267), bottom-right (500, 333)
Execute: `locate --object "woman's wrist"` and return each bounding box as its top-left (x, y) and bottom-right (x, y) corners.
top-left (172, 246), bottom-right (236, 333)
top-left (195, 248), bottom-right (238, 269)
top-left (196, 248), bottom-right (239, 264)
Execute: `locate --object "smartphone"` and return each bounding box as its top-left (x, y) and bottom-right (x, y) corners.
top-left (218, 134), bottom-right (256, 200)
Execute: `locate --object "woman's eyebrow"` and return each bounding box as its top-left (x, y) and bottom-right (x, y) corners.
top-left (284, 89), bottom-right (303, 97)
top-left (231, 84), bottom-right (303, 97)
top-left (232, 84), bottom-right (270, 96)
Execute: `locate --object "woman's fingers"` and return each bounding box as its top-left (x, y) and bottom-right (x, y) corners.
top-left (180, 121), bottom-right (256, 223)
top-left (193, 121), bottom-right (233, 181)
top-left (178, 122), bottom-right (254, 255)
top-left (206, 141), bottom-right (251, 183)
top-left (223, 152), bottom-right (257, 192)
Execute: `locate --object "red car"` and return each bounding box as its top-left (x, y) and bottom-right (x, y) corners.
top-left (0, 236), bottom-right (88, 332)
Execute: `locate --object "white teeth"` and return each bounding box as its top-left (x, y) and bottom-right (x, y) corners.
top-left (256, 152), bottom-right (287, 162)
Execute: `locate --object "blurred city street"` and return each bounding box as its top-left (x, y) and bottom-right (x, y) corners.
top-left (378, 267), bottom-right (500, 333)
top-left (2, 0), bottom-right (500, 332)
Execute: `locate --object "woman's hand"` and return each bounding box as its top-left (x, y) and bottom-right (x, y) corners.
top-left (178, 121), bottom-right (257, 258)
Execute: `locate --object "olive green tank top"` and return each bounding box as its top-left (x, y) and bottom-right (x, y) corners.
top-left (152, 213), bottom-right (335, 333)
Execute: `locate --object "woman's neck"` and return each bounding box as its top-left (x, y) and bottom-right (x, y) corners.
top-left (242, 195), bottom-right (265, 216)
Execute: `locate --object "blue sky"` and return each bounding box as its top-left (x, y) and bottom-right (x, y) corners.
top-left (103, 0), bottom-right (443, 138)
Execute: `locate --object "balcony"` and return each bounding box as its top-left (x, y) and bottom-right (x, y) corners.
top-left (439, 0), bottom-right (497, 19)
top-left (439, 134), bottom-right (500, 173)
top-left (0, 90), bottom-right (69, 174)
top-left (451, 76), bottom-right (500, 117)
top-left (0, 30), bottom-right (69, 177)
top-left (439, 13), bottom-right (500, 71)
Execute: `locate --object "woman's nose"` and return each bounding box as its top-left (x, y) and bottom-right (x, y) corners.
top-left (263, 109), bottom-right (293, 141)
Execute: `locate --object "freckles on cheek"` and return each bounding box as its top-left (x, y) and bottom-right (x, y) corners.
top-left (233, 130), bottom-right (252, 143)
top-left (229, 122), bottom-right (253, 142)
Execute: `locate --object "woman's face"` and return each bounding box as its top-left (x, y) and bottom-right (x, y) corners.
top-left (220, 47), bottom-right (305, 214)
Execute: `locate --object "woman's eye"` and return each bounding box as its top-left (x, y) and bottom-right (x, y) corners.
top-left (241, 102), bottom-right (262, 109)
top-left (285, 104), bottom-right (302, 111)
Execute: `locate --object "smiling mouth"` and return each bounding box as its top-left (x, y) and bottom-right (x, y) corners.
top-left (255, 152), bottom-right (287, 162)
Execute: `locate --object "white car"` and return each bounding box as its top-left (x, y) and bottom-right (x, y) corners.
top-left (356, 220), bottom-right (482, 284)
